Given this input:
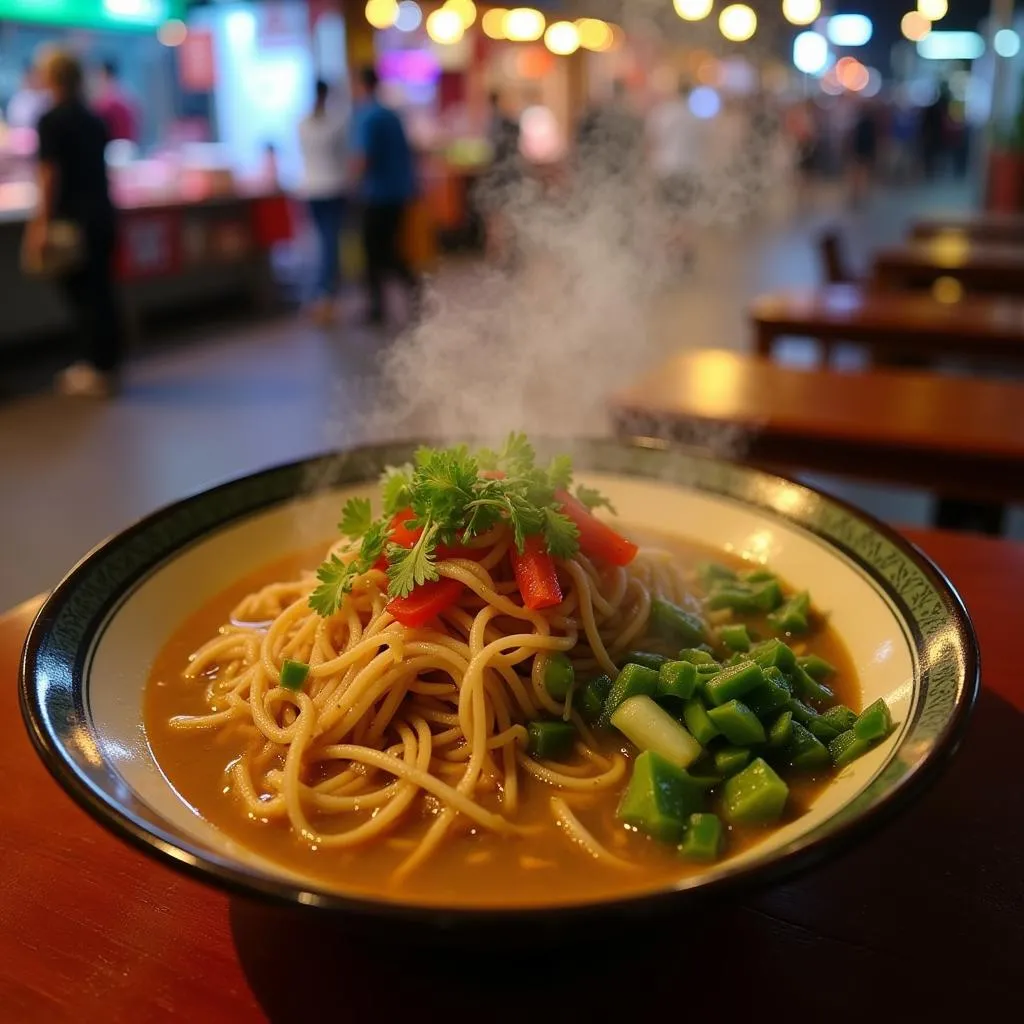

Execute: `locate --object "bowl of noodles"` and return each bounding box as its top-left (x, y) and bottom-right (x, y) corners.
top-left (19, 437), bottom-right (977, 925)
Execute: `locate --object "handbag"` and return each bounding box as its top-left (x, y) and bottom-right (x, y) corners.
top-left (21, 220), bottom-right (85, 277)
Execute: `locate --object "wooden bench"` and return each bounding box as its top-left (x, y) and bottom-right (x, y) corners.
top-left (610, 349), bottom-right (1024, 531)
top-left (751, 284), bottom-right (1024, 364)
top-left (873, 240), bottom-right (1024, 295)
top-left (910, 213), bottom-right (1024, 245)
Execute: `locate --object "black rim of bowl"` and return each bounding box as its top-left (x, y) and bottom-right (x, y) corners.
top-left (18, 438), bottom-right (980, 926)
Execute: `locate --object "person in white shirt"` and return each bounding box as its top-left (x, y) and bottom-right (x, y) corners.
top-left (298, 79), bottom-right (349, 326)
top-left (647, 80), bottom-right (703, 211)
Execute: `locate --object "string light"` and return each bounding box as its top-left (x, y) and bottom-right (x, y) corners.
top-left (719, 4), bottom-right (757, 42)
top-left (673, 0), bottom-right (713, 21)
top-left (365, 0), bottom-right (398, 30)
top-left (901, 11), bottom-right (931, 42)
top-left (444, 0), bottom-right (476, 28)
top-left (157, 19), bottom-right (187, 47)
top-left (576, 18), bottom-right (613, 51)
top-left (917, 0), bottom-right (948, 20)
top-left (544, 21), bottom-right (580, 55)
top-left (426, 6), bottom-right (464, 43)
top-left (503, 8), bottom-right (545, 42)
top-left (482, 8), bottom-right (507, 39)
top-left (782, 0), bottom-right (821, 27)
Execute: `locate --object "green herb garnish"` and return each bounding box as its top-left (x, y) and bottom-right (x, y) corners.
top-left (308, 434), bottom-right (610, 616)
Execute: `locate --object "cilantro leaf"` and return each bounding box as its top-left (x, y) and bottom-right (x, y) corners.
top-left (387, 521), bottom-right (440, 598)
top-left (542, 508), bottom-right (580, 558)
top-left (380, 465), bottom-right (413, 515)
top-left (338, 497), bottom-right (373, 538)
top-left (308, 554), bottom-right (356, 616)
top-left (546, 454), bottom-right (573, 491)
top-left (360, 519), bottom-right (390, 567)
top-left (499, 432), bottom-right (535, 475)
top-left (575, 484), bottom-right (616, 515)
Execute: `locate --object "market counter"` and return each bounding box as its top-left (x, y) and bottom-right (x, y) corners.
top-left (0, 191), bottom-right (291, 351)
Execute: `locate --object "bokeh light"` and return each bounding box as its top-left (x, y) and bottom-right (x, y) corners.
top-left (719, 4), bottom-right (757, 43)
top-left (782, 0), bottom-right (821, 27)
top-left (688, 85), bottom-right (721, 119)
top-left (901, 11), bottom-right (931, 42)
top-left (504, 8), bottom-right (545, 42)
top-left (932, 275), bottom-right (964, 304)
top-left (673, 0), bottom-right (713, 21)
top-left (157, 19), bottom-right (187, 47)
top-left (426, 6), bottom-right (464, 43)
top-left (544, 21), bottom-right (580, 55)
top-left (793, 31), bottom-right (829, 75)
top-left (365, 0), bottom-right (398, 30)
top-left (394, 1), bottom-right (421, 32)
top-left (576, 18), bottom-right (613, 51)
top-left (994, 28), bottom-right (1021, 58)
top-left (445, 0), bottom-right (476, 28)
top-left (837, 59), bottom-right (869, 92)
top-left (482, 8), bottom-right (507, 38)
top-left (863, 67), bottom-right (883, 98)
top-left (826, 14), bottom-right (872, 47)
top-left (917, 0), bottom-right (948, 20)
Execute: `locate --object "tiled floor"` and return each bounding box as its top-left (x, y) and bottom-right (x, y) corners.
top-left (1, 180), bottom-right (1020, 608)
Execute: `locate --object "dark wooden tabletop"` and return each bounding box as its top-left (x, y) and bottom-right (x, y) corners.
top-left (750, 284), bottom-right (1024, 360)
top-left (611, 349), bottom-right (1024, 503)
top-left (2, 527), bottom-right (1022, 1020)
top-left (910, 212), bottom-right (1024, 245)
top-left (873, 238), bottom-right (1024, 294)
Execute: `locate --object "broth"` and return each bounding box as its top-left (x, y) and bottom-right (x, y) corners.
top-left (145, 535), bottom-right (859, 908)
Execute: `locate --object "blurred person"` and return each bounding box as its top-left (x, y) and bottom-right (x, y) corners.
top-left (575, 79), bottom-right (645, 181)
top-left (848, 100), bottom-right (878, 207)
top-left (887, 97), bottom-right (918, 183)
top-left (298, 79), bottom-right (349, 326)
top-left (352, 66), bottom-right (419, 327)
top-left (26, 49), bottom-right (123, 398)
top-left (920, 83), bottom-right (950, 180)
top-left (481, 90), bottom-right (522, 265)
top-left (785, 99), bottom-right (819, 194)
top-left (6, 60), bottom-right (50, 130)
top-left (93, 59), bottom-right (139, 143)
top-left (647, 79), bottom-right (703, 212)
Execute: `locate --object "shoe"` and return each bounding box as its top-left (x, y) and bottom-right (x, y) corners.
top-left (55, 362), bottom-right (116, 398)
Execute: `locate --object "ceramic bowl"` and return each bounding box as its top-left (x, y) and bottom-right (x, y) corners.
top-left (19, 439), bottom-right (978, 927)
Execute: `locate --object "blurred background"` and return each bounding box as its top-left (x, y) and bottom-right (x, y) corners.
top-left (2, 0), bottom-right (1023, 608)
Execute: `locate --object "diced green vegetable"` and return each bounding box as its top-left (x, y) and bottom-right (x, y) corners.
top-left (751, 638), bottom-right (797, 674)
top-left (768, 591), bottom-right (811, 634)
top-left (829, 728), bottom-right (874, 768)
top-left (697, 562), bottom-right (737, 589)
top-left (705, 579), bottom-right (783, 614)
top-left (743, 569), bottom-right (777, 584)
top-left (616, 751), bottom-right (706, 842)
top-left (611, 696), bottom-right (703, 769)
top-left (722, 758), bottom-right (789, 825)
top-left (713, 745), bottom-right (751, 776)
top-left (767, 710), bottom-right (794, 749)
top-left (679, 813), bottom-right (723, 861)
top-left (622, 651), bottom-right (669, 672)
top-left (745, 670), bottom-right (793, 719)
top-left (650, 598), bottom-right (707, 648)
top-left (821, 705), bottom-right (857, 733)
top-left (703, 661), bottom-right (765, 707)
top-left (527, 720), bottom-right (576, 760)
top-left (578, 674), bottom-right (612, 723)
top-left (677, 648), bottom-right (720, 667)
top-left (279, 659), bottom-right (310, 691)
top-left (783, 721), bottom-right (830, 771)
top-left (854, 698), bottom-right (893, 742)
top-left (658, 660), bottom-right (699, 702)
top-left (683, 699), bottom-right (720, 745)
top-left (599, 663), bottom-right (660, 726)
top-left (718, 623), bottom-right (752, 652)
top-left (791, 663), bottom-right (834, 704)
top-left (723, 651), bottom-right (748, 667)
top-left (786, 697), bottom-right (819, 726)
top-left (797, 654), bottom-right (837, 681)
top-left (543, 652), bottom-right (575, 701)
top-left (707, 700), bottom-right (766, 745)
top-left (808, 716), bottom-right (841, 743)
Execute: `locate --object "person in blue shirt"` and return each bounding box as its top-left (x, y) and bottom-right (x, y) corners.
top-left (352, 66), bottom-right (420, 325)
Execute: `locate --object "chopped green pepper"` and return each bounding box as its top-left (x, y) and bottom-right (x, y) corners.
top-left (768, 591), bottom-right (811, 634)
top-left (657, 660), bottom-right (699, 702)
top-left (829, 728), bottom-right (874, 768)
top-left (707, 699), bottom-right (766, 745)
top-left (578, 674), bottom-right (612, 723)
top-left (697, 562), bottom-right (738, 589)
top-left (808, 716), bottom-right (841, 743)
top-left (745, 669), bottom-right (793, 719)
top-left (706, 579), bottom-right (783, 614)
top-left (783, 721), bottom-right (830, 771)
top-left (677, 647), bottom-right (720, 667)
top-left (791, 663), bottom-right (835, 704)
top-left (751, 638), bottom-right (797, 674)
top-left (713, 745), bottom-right (752, 776)
top-left (679, 813), bottom-right (723, 861)
top-left (543, 651), bottom-right (575, 701)
top-left (821, 704), bottom-right (858, 734)
top-left (527, 720), bottom-right (576, 760)
top-left (650, 598), bottom-right (707, 648)
top-left (722, 758), bottom-right (789, 825)
top-left (622, 651), bottom-right (669, 672)
top-left (599, 663), bottom-right (660, 727)
top-left (683, 698), bottom-right (720, 745)
top-left (767, 710), bottom-right (794, 749)
top-left (703, 661), bottom-right (765, 707)
top-left (797, 654), bottom-right (837, 681)
top-left (616, 751), bottom-right (706, 842)
top-left (718, 623), bottom-right (752, 652)
top-left (279, 659), bottom-right (310, 691)
top-left (854, 698), bottom-right (893, 742)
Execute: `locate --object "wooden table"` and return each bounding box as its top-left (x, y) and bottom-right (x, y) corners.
top-left (612, 349), bottom-right (1024, 506)
top-left (910, 212), bottom-right (1024, 245)
top-left (873, 238), bottom-right (1024, 295)
top-left (751, 283), bottom-right (1024, 364)
top-left (3, 528), bottom-right (1022, 1019)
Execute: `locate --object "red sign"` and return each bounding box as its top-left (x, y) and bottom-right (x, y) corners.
top-left (117, 213), bottom-right (180, 281)
top-left (178, 28), bottom-right (215, 93)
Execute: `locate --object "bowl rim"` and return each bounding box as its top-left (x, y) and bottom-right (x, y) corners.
top-left (19, 439), bottom-right (980, 925)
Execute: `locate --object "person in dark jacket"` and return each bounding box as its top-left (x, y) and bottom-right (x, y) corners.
top-left (26, 49), bottom-right (123, 397)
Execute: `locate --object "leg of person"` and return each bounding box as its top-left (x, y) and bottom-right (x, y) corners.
top-left (362, 203), bottom-right (387, 324)
top-left (321, 196), bottom-right (344, 297)
top-left (88, 227), bottom-right (125, 380)
top-left (381, 202), bottom-right (422, 312)
top-left (308, 198), bottom-right (335, 324)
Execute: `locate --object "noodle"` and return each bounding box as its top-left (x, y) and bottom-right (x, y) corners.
top-left (169, 522), bottom-right (686, 882)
